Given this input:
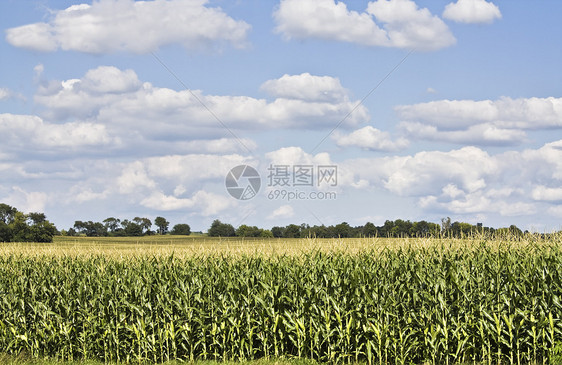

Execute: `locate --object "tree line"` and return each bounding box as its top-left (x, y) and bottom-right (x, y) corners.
top-left (208, 218), bottom-right (525, 238)
top-left (0, 202), bottom-right (531, 243)
top-left (66, 217), bottom-right (191, 237)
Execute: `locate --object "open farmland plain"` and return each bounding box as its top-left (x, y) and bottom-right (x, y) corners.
top-left (1, 235), bottom-right (561, 364)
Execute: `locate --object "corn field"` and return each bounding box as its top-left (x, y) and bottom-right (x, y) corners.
top-left (0, 241), bottom-right (561, 364)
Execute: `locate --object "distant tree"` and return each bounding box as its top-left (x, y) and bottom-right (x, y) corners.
top-left (208, 220), bottom-right (235, 237)
top-left (334, 222), bottom-right (352, 238)
top-left (133, 217), bottom-right (152, 234)
top-left (261, 229), bottom-right (274, 238)
top-left (0, 203), bottom-right (17, 224)
top-left (509, 224), bottom-right (523, 236)
top-left (171, 224), bottom-right (191, 236)
top-left (236, 224), bottom-right (263, 237)
top-left (441, 217), bottom-right (452, 236)
top-left (27, 212), bottom-right (46, 225)
top-left (0, 220), bottom-right (12, 242)
top-left (103, 217), bottom-right (121, 234)
top-left (119, 219), bottom-right (142, 236)
top-left (451, 222), bottom-right (474, 237)
top-left (380, 220), bottom-right (395, 237)
top-left (271, 226), bottom-right (285, 238)
top-left (154, 217), bottom-right (170, 235)
top-left (11, 211), bottom-right (56, 243)
top-left (74, 220), bottom-right (106, 237)
top-left (283, 224), bottom-right (301, 238)
top-left (362, 222), bottom-right (378, 237)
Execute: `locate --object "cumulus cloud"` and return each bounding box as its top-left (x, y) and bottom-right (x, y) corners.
top-left (6, 0), bottom-right (250, 54)
top-left (443, 0), bottom-right (501, 24)
top-left (0, 113), bottom-right (117, 150)
top-left (4, 187), bottom-right (49, 213)
top-left (334, 126), bottom-right (409, 151)
top-left (34, 67), bottom-right (369, 137)
top-left (274, 0), bottom-right (456, 50)
top-left (260, 73), bottom-right (348, 103)
top-left (0, 88), bottom-right (25, 101)
top-left (267, 205), bottom-right (295, 220)
top-left (336, 140), bottom-right (562, 217)
top-left (531, 186), bottom-right (562, 202)
top-left (397, 97), bottom-right (562, 146)
top-left (141, 190), bottom-right (234, 215)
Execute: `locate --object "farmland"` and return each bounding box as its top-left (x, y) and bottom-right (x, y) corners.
top-left (0, 235), bottom-right (561, 364)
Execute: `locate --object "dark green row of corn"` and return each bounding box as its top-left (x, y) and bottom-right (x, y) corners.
top-left (0, 242), bottom-right (561, 364)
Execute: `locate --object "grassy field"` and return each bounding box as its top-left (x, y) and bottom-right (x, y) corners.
top-left (1, 235), bottom-right (561, 364)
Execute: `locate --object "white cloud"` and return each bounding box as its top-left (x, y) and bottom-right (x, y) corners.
top-left (0, 113), bottom-right (117, 149)
top-left (81, 66), bottom-right (141, 94)
top-left (337, 140), bottom-right (562, 218)
top-left (531, 186), bottom-right (562, 202)
top-left (0, 88), bottom-right (25, 102)
top-left (397, 97), bottom-right (562, 145)
top-left (443, 0), bottom-right (501, 24)
top-left (4, 187), bottom-right (49, 213)
top-left (0, 88), bottom-right (12, 100)
top-left (426, 87), bottom-right (437, 94)
top-left (274, 0), bottom-right (455, 50)
top-left (399, 121), bottom-right (527, 145)
top-left (141, 190), bottom-right (234, 216)
top-left (34, 67), bottom-right (369, 137)
top-left (6, 0), bottom-right (250, 54)
top-left (116, 161), bottom-right (157, 194)
top-left (379, 146), bottom-right (495, 195)
top-left (267, 205), bottom-right (295, 220)
top-left (334, 126), bottom-right (409, 151)
top-left (397, 97), bottom-right (562, 129)
top-left (266, 146), bottom-right (332, 166)
top-left (260, 73), bottom-right (348, 103)
top-left (180, 138), bottom-right (258, 154)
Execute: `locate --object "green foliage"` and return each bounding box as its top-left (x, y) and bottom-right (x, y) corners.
top-left (120, 220), bottom-right (143, 237)
top-left (154, 216), bottom-right (170, 235)
top-left (170, 223), bottom-right (191, 236)
top-left (1, 242), bottom-right (561, 363)
top-left (0, 204), bottom-right (56, 243)
top-left (208, 219), bottom-right (235, 237)
top-left (236, 224), bottom-right (264, 237)
top-left (74, 221), bottom-right (107, 237)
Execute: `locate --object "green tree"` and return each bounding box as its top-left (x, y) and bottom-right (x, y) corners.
top-left (208, 220), bottom-right (235, 237)
top-left (0, 203), bottom-right (17, 224)
top-left (11, 211), bottom-right (57, 243)
top-left (441, 217), bottom-right (452, 236)
top-left (283, 224), bottom-right (301, 238)
top-left (236, 225), bottom-right (262, 237)
top-left (362, 222), bottom-right (378, 237)
top-left (334, 222), bottom-right (352, 238)
top-left (271, 226), bottom-right (284, 238)
top-left (171, 224), bottom-right (191, 235)
top-left (154, 216), bottom-right (170, 235)
top-left (74, 220), bottom-right (106, 237)
top-left (103, 217), bottom-right (121, 234)
top-left (122, 220), bottom-right (143, 236)
top-left (133, 217), bottom-right (152, 234)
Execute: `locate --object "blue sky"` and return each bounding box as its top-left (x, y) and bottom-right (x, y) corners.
top-left (1, 0), bottom-right (561, 232)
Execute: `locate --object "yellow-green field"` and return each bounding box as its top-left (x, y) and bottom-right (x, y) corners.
top-left (0, 233), bottom-right (556, 258)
